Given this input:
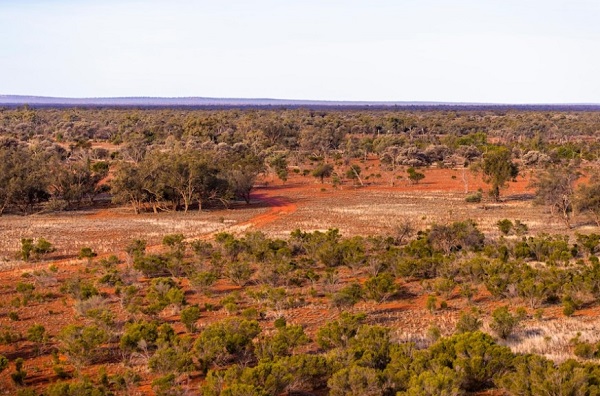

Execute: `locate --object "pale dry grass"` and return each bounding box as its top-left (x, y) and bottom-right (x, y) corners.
top-left (260, 189), bottom-right (568, 239)
top-left (484, 316), bottom-right (600, 362)
top-left (0, 205), bottom-right (266, 269)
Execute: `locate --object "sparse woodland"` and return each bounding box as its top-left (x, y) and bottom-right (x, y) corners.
top-left (3, 107), bottom-right (600, 394)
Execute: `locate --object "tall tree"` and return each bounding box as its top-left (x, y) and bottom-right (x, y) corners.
top-left (532, 166), bottom-right (579, 228)
top-left (575, 174), bottom-right (600, 227)
top-left (111, 162), bottom-right (149, 214)
top-left (480, 147), bottom-right (518, 201)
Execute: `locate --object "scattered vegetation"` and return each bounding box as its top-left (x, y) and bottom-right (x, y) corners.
top-left (2, 107), bottom-right (600, 393)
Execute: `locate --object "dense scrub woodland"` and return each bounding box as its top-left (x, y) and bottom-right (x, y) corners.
top-left (3, 107), bottom-right (600, 394)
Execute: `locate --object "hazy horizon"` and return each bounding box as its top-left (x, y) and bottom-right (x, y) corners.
top-left (2, 94), bottom-right (600, 106)
top-left (1, 1), bottom-right (599, 104)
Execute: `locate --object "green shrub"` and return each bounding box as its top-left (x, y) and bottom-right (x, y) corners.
top-left (194, 318), bottom-right (261, 373)
top-left (11, 358), bottom-right (27, 386)
top-left (490, 306), bottom-right (522, 339)
top-left (316, 312), bottom-right (367, 350)
top-left (364, 273), bottom-right (397, 302)
top-left (414, 332), bottom-right (514, 392)
top-left (58, 325), bottom-right (108, 369)
top-left (497, 219), bottom-right (513, 235)
top-left (455, 310), bottom-right (482, 334)
top-left (0, 355), bottom-right (8, 374)
top-left (133, 254), bottom-right (169, 277)
top-left (573, 342), bottom-right (596, 359)
top-left (47, 380), bottom-right (108, 396)
top-left (562, 296), bottom-right (578, 316)
top-left (148, 337), bottom-right (194, 375)
top-left (498, 355), bottom-right (595, 396)
top-left (465, 192), bottom-right (482, 203)
top-left (426, 295), bottom-right (437, 313)
top-left (328, 364), bottom-right (383, 396)
top-left (120, 321), bottom-right (159, 355)
top-left (60, 278), bottom-right (99, 300)
top-left (331, 283), bottom-right (363, 309)
top-left (78, 247), bottom-right (97, 264)
top-left (180, 305), bottom-right (201, 333)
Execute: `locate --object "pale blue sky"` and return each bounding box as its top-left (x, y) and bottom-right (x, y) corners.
top-left (1, 0), bottom-right (599, 103)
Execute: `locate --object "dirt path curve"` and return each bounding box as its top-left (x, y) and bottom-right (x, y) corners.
top-left (238, 192), bottom-right (297, 229)
top-left (185, 190), bottom-right (298, 243)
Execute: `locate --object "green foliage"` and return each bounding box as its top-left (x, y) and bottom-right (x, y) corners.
top-left (575, 176), bottom-right (600, 227)
top-left (433, 277), bottom-right (456, 298)
top-left (125, 239), bottom-right (146, 261)
top-left (60, 278), bottom-right (99, 300)
top-left (524, 233), bottom-right (573, 264)
top-left (145, 277), bottom-right (185, 314)
top-left (428, 220), bottom-right (484, 254)
top-left (312, 163), bottom-right (333, 183)
top-left (58, 325), bottom-right (108, 368)
top-left (269, 153), bottom-right (289, 182)
top-left (481, 146), bottom-right (518, 201)
top-left (162, 233), bottom-right (185, 248)
top-left (513, 220), bottom-right (529, 235)
top-left (78, 247), bottom-right (97, 262)
top-left (404, 366), bottom-right (462, 396)
top-left (532, 166), bottom-right (579, 228)
top-left (194, 318), bottom-right (261, 373)
top-left (516, 266), bottom-right (550, 308)
top-left (202, 354), bottom-right (331, 396)
top-left (11, 358), bottom-right (27, 386)
top-left (412, 331), bottom-right (514, 392)
top-left (0, 329), bottom-right (22, 344)
top-left (465, 191), bottom-right (482, 203)
top-left (331, 282), bottom-right (363, 309)
top-left (151, 373), bottom-right (181, 396)
top-left (16, 388), bottom-right (36, 396)
top-left (225, 260), bottom-right (253, 286)
top-left (498, 355), bottom-right (597, 396)
top-left (573, 341), bottom-right (597, 359)
top-left (255, 324), bottom-right (310, 361)
top-left (190, 270), bottom-right (218, 294)
top-left (427, 325), bottom-right (442, 342)
top-left (120, 321), bottom-right (160, 354)
top-left (148, 336), bottom-right (195, 374)
top-left (180, 305), bottom-right (201, 332)
top-left (346, 164), bottom-right (362, 181)
top-left (15, 282), bottom-right (35, 305)
top-left (407, 167), bottom-right (425, 184)
top-left (316, 312), bottom-right (367, 350)
top-left (20, 237), bottom-right (55, 261)
top-left (364, 272), bottom-right (397, 302)
top-left (26, 324), bottom-right (46, 344)
top-left (98, 269), bottom-right (122, 286)
top-left (497, 219), bottom-right (513, 235)
top-left (426, 295), bottom-right (437, 313)
top-left (346, 325), bottom-right (391, 369)
top-left (562, 295), bottom-right (578, 316)
top-left (133, 254), bottom-right (170, 277)
top-left (0, 355), bottom-right (8, 374)
top-left (455, 310), bottom-right (482, 334)
top-left (46, 379), bottom-right (108, 396)
top-left (328, 364), bottom-right (383, 396)
top-left (576, 233), bottom-right (600, 256)
top-left (490, 306), bottom-right (522, 339)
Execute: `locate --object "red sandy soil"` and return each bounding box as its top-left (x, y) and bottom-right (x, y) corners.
top-left (0, 163), bottom-right (586, 394)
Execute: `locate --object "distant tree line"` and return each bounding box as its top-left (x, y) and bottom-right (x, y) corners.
top-left (2, 107), bottom-right (600, 214)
